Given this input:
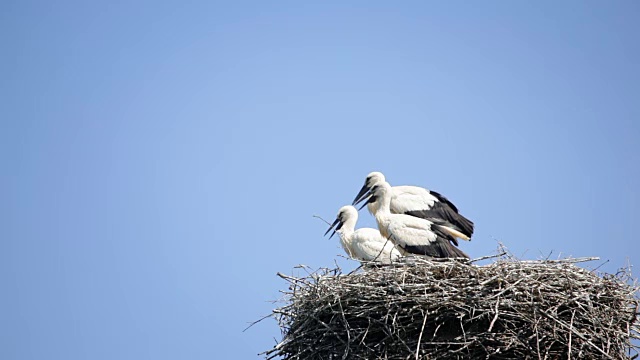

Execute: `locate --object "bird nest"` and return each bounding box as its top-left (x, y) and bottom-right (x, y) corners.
top-left (262, 253), bottom-right (640, 359)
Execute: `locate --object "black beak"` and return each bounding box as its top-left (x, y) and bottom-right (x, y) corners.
top-left (324, 218), bottom-right (343, 240)
top-left (358, 195), bottom-right (377, 210)
top-left (352, 183), bottom-right (371, 206)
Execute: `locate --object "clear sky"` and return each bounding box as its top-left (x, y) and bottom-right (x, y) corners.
top-left (2, 1), bottom-right (639, 359)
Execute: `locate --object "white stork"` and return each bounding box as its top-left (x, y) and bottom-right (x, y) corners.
top-left (325, 205), bottom-right (403, 264)
top-left (352, 171), bottom-right (474, 240)
top-left (363, 181), bottom-right (470, 259)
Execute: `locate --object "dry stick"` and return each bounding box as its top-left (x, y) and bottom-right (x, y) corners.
top-left (592, 259), bottom-right (610, 272)
top-left (336, 296), bottom-right (351, 360)
top-left (277, 272), bottom-right (307, 283)
top-left (568, 310), bottom-right (576, 360)
top-left (313, 214), bottom-right (332, 226)
top-left (469, 251), bottom-right (508, 264)
top-left (534, 313), bottom-right (543, 360)
top-left (347, 264), bottom-right (364, 276)
top-left (539, 309), bottom-right (614, 360)
top-left (371, 236), bottom-right (394, 263)
top-left (243, 312), bottom-right (273, 332)
top-left (488, 294), bottom-right (500, 332)
top-left (415, 312), bottom-right (428, 360)
top-left (519, 257), bottom-right (600, 264)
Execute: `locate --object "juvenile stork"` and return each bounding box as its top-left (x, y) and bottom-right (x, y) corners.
top-left (364, 181), bottom-right (470, 259)
top-left (352, 171), bottom-right (474, 240)
top-left (325, 205), bottom-right (403, 264)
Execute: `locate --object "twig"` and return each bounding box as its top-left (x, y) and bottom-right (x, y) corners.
top-left (415, 312), bottom-right (428, 360)
top-left (243, 312), bottom-right (272, 332)
top-left (313, 214), bottom-right (332, 226)
top-left (470, 251), bottom-right (507, 264)
top-left (593, 259), bottom-right (610, 272)
top-left (488, 294), bottom-right (500, 332)
top-left (568, 309), bottom-right (575, 360)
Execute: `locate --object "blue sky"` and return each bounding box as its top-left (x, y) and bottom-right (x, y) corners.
top-left (2, 1), bottom-right (639, 359)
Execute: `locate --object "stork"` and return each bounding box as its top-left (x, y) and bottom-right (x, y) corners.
top-left (325, 205), bottom-right (403, 264)
top-left (364, 181), bottom-right (470, 259)
top-left (352, 171), bottom-right (474, 240)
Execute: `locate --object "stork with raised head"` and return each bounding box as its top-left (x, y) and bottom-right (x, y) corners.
top-left (352, 171), bottom-right (474, 240)
top-left (325, 205), bottom-right (403, 264)
top-left (363, 181), bottom-right (470, 259)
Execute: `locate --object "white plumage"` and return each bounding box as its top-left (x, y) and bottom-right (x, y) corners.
top-left (364, 181), bottom-right (470, 259)
top-left (325, 205), bottom-right (403, 264)
top-left (353, 171), bottom-right (474, 240)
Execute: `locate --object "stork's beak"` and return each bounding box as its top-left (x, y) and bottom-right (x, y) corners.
top-left (352, 183), bottom-right (371, 206)
top-left (359, 195), bottom-right (377, 210)
top-left (324, 218), bottom-right (343, 240)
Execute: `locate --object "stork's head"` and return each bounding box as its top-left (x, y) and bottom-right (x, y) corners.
top-left (365, 171), bottom-right (385, 186)
top-left (324, 205), bottom-right (358, 239)
top-left (361, 182), bottom-right (392, 211)
top-left (352, 171), bottom-right (386, 207)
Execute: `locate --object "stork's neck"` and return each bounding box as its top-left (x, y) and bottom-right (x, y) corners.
top-left (337, 218), bottom-right (356, 258)
top-left (372, 192), bottom-right (391, 236)
top-left (377, 188), bottom-right (392, 215)
top-left (338, 232), bottom-right (355, 258)
top-left (366, 200), bottom-right (379, 217)
top-left (339, 216), bottom-right (357, 236)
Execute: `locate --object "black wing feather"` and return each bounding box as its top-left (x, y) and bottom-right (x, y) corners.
top-left (403, 239), bottom-right (469, 259)
top-left (404, 201), bottom-right (475, 238)
top-left (429, 190), bottom-right (458, 212)
top-left (402, 224), bottom-right (469, 259)
top-left (426, 218), bottom-right (459, 246)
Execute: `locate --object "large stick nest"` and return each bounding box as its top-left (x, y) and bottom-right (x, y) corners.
top-left (264, 253), bottom-right (640, 359)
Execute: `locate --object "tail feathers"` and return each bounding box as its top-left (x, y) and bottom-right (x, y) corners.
top-left (429, 220), bottom-right (459, 246)
top-left (455, 215), bottom-right (475, 239)
top-left (430, 222), bottom-right (469, 242)
top-left (439, 241), bottom-right (470, 259)
top-left (403, 239), bottom-right (469, 259)
top-left (405, 206), bottom-right (474, 239)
